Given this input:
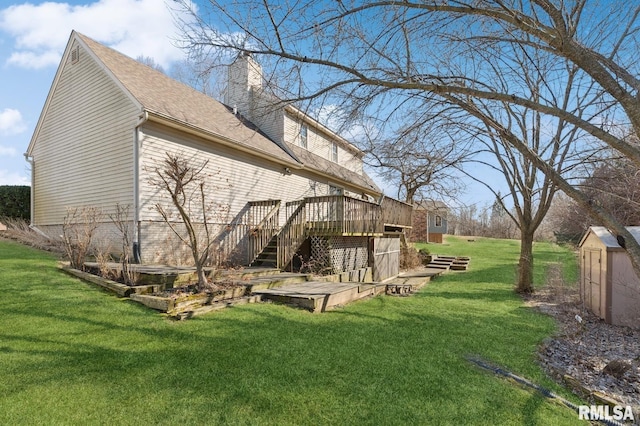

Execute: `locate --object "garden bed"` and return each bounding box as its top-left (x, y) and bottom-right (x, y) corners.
top-left (61, 263), bottom-right (256, 318)
top-left (130, 285), bottom-right (248, 315)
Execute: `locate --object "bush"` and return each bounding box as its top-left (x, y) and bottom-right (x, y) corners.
top-left (400, 244), bottom-right (423, 270)
top-left (0, 217), bottom-right (63, 253)
top-left (0, 186), bottom-right (30, 220)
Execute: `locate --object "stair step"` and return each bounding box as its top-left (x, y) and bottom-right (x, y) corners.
top-left (253, 281), bottom-right (385, 312)
top-left (244, 272), bottom-right (310, 292)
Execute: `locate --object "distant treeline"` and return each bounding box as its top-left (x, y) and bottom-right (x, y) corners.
top-left (0, 186), bottom-right (30, 220)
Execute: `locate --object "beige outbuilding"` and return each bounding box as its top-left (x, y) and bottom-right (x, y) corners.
top-left (579, 226), bottom-right (640, 328)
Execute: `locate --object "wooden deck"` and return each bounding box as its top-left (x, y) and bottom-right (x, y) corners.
top-left (253, 267), bottom-right (449, 311)
top-left (253, 281), bottom-right (387, 313)
top-left (82, 257), bottom-right (468, 316)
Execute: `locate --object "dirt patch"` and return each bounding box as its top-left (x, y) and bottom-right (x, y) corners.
top-left (525, 266), bottom-right (640, 416)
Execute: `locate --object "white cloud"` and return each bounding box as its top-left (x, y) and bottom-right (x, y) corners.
top-left (0, 146), bottom-right (17, 156)
top-left (0, 169), bottom-right (30, 185)
top-left (0, 108), bottom-right (26, 136)
top-left (0, 0), bottom-right (196, 69)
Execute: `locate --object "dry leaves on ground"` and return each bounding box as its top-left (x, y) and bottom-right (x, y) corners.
top-left (525, 272), bottom-right (639, 420)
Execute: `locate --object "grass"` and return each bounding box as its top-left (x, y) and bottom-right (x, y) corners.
top-left (0, 236), bottom-right (581, 425)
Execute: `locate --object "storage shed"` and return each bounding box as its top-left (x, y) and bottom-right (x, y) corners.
top-left (579, 226), bottom-right (640, 328)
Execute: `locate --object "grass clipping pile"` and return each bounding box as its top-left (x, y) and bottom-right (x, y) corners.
top-left (526, 264), bottom-right (640, 415)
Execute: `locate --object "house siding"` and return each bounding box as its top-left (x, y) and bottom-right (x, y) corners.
top-left (282, 112), bottom-right (363, 174)
top-left (249, 90), bottom-right (285, 144)
top-left (410, 209), bottom-right (448, 243)
top-left (31, 39), bottom-right (138, 226)
top-left (137, 122), bottom-right (330, 263)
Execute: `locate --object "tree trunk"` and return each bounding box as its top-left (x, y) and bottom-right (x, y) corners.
top-left (517, 230), bottom-right (534, 294)
top-left (196, 266), bottom-right (208, 292)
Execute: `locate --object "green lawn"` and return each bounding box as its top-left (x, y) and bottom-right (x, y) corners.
top-left (0, 236), bottom-right (581, 425)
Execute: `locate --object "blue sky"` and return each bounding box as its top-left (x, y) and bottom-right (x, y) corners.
top-left (0, 0), bottom-right (498, 209)
top-left (0, 0), bottom-right (193, 186)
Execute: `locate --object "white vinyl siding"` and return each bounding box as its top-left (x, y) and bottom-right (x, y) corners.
top-left (137, 122), bottom-right (334, 262)
top-left (31, 40), bottom-right (138, 225)
top-left (138, 122), bottom-right (319, 220)
top-left (282, 112), bottom-right (364, 174)
top-left (248, 89), bottom-right (285, 144)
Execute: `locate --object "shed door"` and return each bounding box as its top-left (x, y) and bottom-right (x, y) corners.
top-left (583, 249), bottom-right (602, 317)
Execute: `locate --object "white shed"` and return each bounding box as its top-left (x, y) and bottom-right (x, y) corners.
top-left (579, 226), bottom-right (640, 328)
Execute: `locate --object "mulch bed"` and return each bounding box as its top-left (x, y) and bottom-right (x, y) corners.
top-left (525, 283), bottom-right (640, 417)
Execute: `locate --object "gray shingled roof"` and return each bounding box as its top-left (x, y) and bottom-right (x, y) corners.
top-left (77, 32), bottom-right (380, 194)
top-left (287, 144), bottom-right (380, 193)
top-left (78, 33), bottom-right (300, 167)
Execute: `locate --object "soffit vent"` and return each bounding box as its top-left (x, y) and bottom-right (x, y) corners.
top-left (71, 46), bottom-right (80, 64)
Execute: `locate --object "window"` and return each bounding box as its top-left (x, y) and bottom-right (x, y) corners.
top-left (435, 215), bottom-right (442, 227)
top-left (329, 185), bottom-right (343, 195)
top-left (331, 142), bottom-right (338, 162)
top-left (300, 125), bottom-right (308, 148)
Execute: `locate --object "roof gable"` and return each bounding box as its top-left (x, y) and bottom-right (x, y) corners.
top-left (580, 226), bottom-right (640, 249)
top-left (26, 33), bottom-right (143, 156)
top-left (72, 32), bottom-right (303, 167)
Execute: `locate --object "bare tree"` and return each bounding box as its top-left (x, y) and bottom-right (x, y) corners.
top-left (549, 142), bottom-right (640, 243)
top-left (488, 194), bottom-right (518, 240)
top-left (109, 203), bottom-right (137, 285)
top-left (363, 115), bottom-right (471, 204)
top-left (150, 153), bottom-right (224, 291)
top-left (136, 55), bottom-right (165, 74)
top-left (62, 206), bottom-right (101, 271)
top-left (171, 57), bottom-right (224, 99)
top-left (172, 0), bottom-right (640, 280)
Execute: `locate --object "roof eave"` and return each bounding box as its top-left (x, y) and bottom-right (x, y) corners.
top-left (26, 31), bottom-right (77, 156)
top-left (283, 104), bottom-right (363, 157)
top-left (303, 165), bottom-right (381, 197)
top-left (144, 111), bottom-right (303, 169)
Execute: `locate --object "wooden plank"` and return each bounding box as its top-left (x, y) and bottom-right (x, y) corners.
top-left (61, 266), bottom-right (131, 297)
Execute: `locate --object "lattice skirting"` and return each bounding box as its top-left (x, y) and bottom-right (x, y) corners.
top-left (311, 236), bottom-right (369, 274)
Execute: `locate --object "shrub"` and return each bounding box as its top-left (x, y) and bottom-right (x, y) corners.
top-left (400, 244), bottom-right (423, 270)
top-left (0, 217), bottom-right (63, 253)
top-left (61, 206), bottom-right (101, 271)
top-left (0, 186), bottom-right (30, 220)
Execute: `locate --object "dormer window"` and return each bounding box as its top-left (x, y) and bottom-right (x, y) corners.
top-left (331, 142), bottom-right (338, 162)
top-left (300, 125), bottom-right (308, 149)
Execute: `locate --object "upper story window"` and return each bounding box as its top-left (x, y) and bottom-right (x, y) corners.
top-left (331, 142), bottom-right (338, 162)
top-left (300, 125), bottom-right (308, 149)
top-left (435, 215), bottom-right (442, 227)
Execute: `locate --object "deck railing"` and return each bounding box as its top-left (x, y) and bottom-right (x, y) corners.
top-left (247, 200), bottom-right (281, 264)
top-left (380, 196), bottom-right (413, 228)
top-left (216, 199), bottom-right (280, 265)
top-left (303, 195), bottom-right (383, 235)
top-left (277, 201), bottom-right (307, 269)
top-left (272, 194), bottom-right (412, 269)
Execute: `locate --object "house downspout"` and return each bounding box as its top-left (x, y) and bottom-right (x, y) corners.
top-left (133, 111), bottom-right (148, 263)
top-left (23, 153), bottom-right (34, 226)
top-left (22, 154), bottom-right (49, 238)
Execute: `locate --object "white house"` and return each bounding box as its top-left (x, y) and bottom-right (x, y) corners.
top-left (26, 31), bottom-right (412, 280)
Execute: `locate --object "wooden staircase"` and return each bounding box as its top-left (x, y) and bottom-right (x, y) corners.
top-left (250, 235), bottom-right (278, 268)
top-left (425, 255), bottom-right (471, 271)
